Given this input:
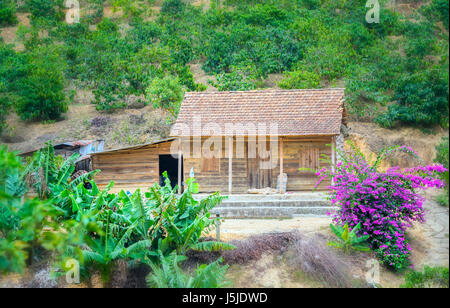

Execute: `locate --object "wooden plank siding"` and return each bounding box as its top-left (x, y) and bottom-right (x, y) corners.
top-left (91, 140), bottom-right (175, 193)
top-left (271, 137), bottom-right (332, 190)
top-left (91, 136), bottom-right (333, 193)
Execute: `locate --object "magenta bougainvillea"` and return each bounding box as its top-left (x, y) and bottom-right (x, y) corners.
top-left (316, 143), bottom-right (447, 270)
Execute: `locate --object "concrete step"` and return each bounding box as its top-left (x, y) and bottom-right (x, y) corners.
top-left (196, 193), bottom-right (329, 202)
top-left (220, 199), bottom-right (330, 208)
top-left (211, 206), bottom-right (337, 218)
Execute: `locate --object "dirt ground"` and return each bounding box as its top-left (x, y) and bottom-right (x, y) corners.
top-left (347, 121), bottom-right (447, 169)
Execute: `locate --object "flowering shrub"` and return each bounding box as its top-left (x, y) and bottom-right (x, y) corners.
top-left (316, 142), bottom-right (447, 271)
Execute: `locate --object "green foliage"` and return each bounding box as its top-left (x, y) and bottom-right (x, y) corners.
top-left (0, 145), bottom-right (97, 274)
top-left (279, 70), bottom-right (321, 89)
top-left (1, 144), bottom-right (230, 282)
top-left (145, 76), bottom-right (185, 116)
top-left (161, 0), bottom-right (186, 17)
top-left (2, 0), bottom-right (445, 126)
top-left (328, 223), bottom-right (370, 254)
top-left (376, 68), bottom-right (449, 128)
top-left (146, 251), bottom-right (230, 288)
top-left (435, 136), bottom-right (449, 170)
top-left (144, 172), bottom-right (235, 255)
top-left (421, 0), bottom-right (449, 30)
top-left (11, 45), bottom-right (68, 121)
top-left (26, 0), bottom-right (64, 24)
top-left (0, 0), bottom-right (17, 26)
top-left (434, 136), bottom-right (449, 207)
top-left (0, 43), bottom-right (28, 132)
top-left (435, 193), bottom-right (449, 207)
top-left (210, 65), bottom-right (259, 91)
top-left (401, 266), bottom-right (449, 288)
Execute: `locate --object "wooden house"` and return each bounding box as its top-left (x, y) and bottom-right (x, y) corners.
top-left (91, 89), bottom-right (345, 194)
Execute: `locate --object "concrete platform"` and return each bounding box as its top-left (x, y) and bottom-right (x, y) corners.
top-left (196, 192), bottom-right (337, 218)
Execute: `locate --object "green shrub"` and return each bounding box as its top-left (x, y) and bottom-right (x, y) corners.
top-left (328, 223), bottom-right (370, 254)
top-left (376, 68), bottom-right (449, 128)
top-left (0, 0), bottom-right (17, 26)
top-left (145, 76), bottom-right (184, 116)
top-left (422, 0), bottom-right (449, 30)
top-left (435, 193), bottom-right (449, 207)
top-left (161, 0), bottom-right (185, 16)
top-left (435, 136), bottom-right (449, 170)
top-left (210, 65), bottom-right (259, 91)
top-left (27, 0), bottom-right (64, 24)
top-left (147, 252), bottom-right (230, 288)
top-left (279, 70), bottom-right (321, 89)
top-left (15, 47), bottom-right (68, 121)
top-left (434, 136), bottom-right (449, 207)
top-left (401, 266), bottom-right (449, 288)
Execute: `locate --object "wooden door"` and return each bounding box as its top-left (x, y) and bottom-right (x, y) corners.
top-left (247, 140), bottom-right (272, 189)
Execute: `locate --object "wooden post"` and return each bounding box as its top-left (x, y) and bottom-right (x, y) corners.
top-left (216, 214), bottom-right (221, 241)
top-left (228, 136), bottom-right (233, 195)
top-left (178, 139), bottom-right (182, 194)
top-left (279, 136), bottom-right (283, 194)
top-left (331, 136), bottom-right (336, 186)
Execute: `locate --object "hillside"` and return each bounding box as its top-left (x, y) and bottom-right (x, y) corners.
top-left (0, 0), bottom-right (448, 164)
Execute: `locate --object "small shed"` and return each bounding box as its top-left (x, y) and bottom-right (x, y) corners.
top-left (91, 138), bottom-right (179, 193)
top-left (20, 140), bottom-right (104, 172)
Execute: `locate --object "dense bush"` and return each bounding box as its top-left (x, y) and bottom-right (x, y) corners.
top-left (279, 70), bottom-right (321, 89)
top-left (145, 76), bottom-right (184, 116)
top-left (401, 266), bottom-right (449, 288)
top-left (421, 0), bottom-right (449, 30)
top-left (434, 136), bottom-right (449, 207)
top-left (435, 136), bottom-right (449, 170)
top-left (161, 0), bottom-right (186, 17)
top-left (147, 252), bottom-right (230, 288)
top-left (0, 0), bottom-right (17, 26)
top-left (210, 65), bottom-right (259, 91)
top-left (316, 142), bottom-right (447, 270)
top-left (0, 145), bottom-right (233, 285)
top-left (27, 0), bottom-right (64, 23)
top-left (15, 47), bottom-right (68, 121)
top-left (376, 68), bottom-right (449, 128)
top-left (0, 145), bottom-right (97, 274)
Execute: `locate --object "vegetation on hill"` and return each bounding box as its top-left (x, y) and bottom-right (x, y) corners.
top-left (0, 0), bottom-right (448, 135)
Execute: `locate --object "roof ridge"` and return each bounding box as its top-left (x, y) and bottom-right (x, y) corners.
top-left (184, 88), bottom-right (345, 95)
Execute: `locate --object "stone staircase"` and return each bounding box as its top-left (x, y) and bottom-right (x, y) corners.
top-left (200, 193), bottom-right (337, 218)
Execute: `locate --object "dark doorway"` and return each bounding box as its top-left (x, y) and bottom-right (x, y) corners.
top-left (159, 154), bottom-right (183, 190)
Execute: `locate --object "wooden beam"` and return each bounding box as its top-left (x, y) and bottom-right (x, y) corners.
top-left (331, 136), bottom-right (336, 186)
top-left (228, 136), bottom-right (233, 195)
top-left (280, 136), bottom-right (283, 194)
top-left (178, 139), bottom-right (182, 194)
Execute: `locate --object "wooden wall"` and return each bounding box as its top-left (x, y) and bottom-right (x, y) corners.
top-left (181, 137), bottom-right (248, 193)
top-left (91, 141), bottom-right (175, 193)
top-left (92, 136), bottom-right (333, 194)
top-left (182, 136), bottom-right (332, 193)
top-left (271, 136), bottom-right (332, 191)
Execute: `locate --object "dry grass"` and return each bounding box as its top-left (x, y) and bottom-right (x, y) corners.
top-left (285, 233), bottom-right (353, 288)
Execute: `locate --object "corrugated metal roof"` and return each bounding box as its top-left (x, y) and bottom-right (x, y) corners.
top-left (90, 137), bottom-right (176, 156)
top-left (19, 140), bottom-right (104, 156)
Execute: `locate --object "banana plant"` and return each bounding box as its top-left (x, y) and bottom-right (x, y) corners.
top-left (146, 250), bottom-right (230, 288)
top-left (328, 222), bottom-right (370, 254)
top-left (82, 210), bottom-right (151, 284)
top-left (145, 172), bottom-right (235, 255)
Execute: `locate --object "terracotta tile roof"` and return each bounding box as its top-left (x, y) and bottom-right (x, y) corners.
top-left (171, 89), bottom-right (345, 136)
